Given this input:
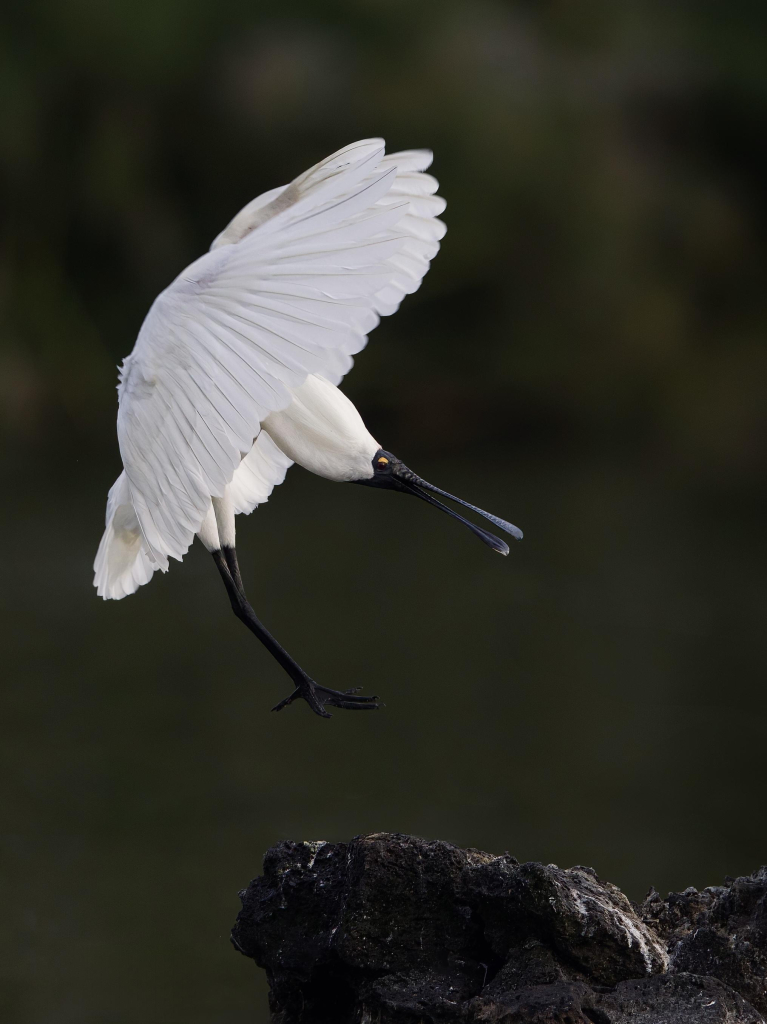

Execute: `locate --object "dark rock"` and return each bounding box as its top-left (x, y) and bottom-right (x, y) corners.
top-left (232, 833), bottom-right (767, 1023)
top-left (595, 974), bottom-right (764, 1024)
top-left (469, 974), bottom-right (762, 1024)
top-left (480, 939), bottom-right (573, 995)
top-left (463, 858), bottom-right (668, 986)
top-left (470, 980), bottom-right (597, 1023)
top-left (641, 866), bottom-right (767, 1014)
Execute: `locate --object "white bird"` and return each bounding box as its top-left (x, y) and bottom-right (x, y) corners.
top-left (94, 139), bottom-right (522, 717)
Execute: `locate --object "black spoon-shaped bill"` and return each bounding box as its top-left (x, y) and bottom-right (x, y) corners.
top-left (406, 475), bottom-right (523, 541)
top-left (356, 450), bottom-right (523, 554)
top-left (402, 482), bottom-right (511, 555)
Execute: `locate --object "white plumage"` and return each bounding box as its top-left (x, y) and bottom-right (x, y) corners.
top-left (95, 139), bottom-right (445, 601)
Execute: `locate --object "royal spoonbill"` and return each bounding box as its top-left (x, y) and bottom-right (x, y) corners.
top-left (94, 139), bottom-right (522, 717)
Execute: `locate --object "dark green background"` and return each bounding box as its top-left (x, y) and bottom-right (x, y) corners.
top-left (1, 2), bottom-right (766, 1021)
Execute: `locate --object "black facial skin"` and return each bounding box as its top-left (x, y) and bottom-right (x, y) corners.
top-left (355, 449), bottom-right (523, 555)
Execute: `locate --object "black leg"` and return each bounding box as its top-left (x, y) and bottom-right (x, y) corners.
top-left (212, 547), bottom-right (380, 718)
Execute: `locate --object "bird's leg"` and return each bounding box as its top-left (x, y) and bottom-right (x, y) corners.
top-left (211, 545), bottom-right (380, 717)
top-left (211, 546), bottom-right (323, 713)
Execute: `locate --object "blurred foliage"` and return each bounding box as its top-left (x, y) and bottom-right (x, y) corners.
top-left (1, 0), bottom-right (766, 481)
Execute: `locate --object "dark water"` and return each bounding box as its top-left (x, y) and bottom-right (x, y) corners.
top-left (1, 450), bottom-right (765, 1022)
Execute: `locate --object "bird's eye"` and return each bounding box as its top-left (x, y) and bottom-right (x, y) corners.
top-left (376, 456), bottom-right (389, 470)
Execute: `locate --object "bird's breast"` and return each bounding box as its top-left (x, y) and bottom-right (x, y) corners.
top-left (262, 375), bottom-right (378, 482)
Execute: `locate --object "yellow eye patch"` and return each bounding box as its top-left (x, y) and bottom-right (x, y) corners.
top-left (377, 457), bottom-right (389, 465)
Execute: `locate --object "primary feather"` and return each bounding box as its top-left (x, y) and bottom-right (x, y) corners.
top-left (95, 139), bottom-right (446, 599)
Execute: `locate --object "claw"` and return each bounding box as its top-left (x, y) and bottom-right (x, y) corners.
top-left (331, 701), bottom-right (381, 711)
top-left (271, 687), bottom-right (331, 717)
top-left (320, 686), bottom-right (379, 704)
top-left (272, 681), bottom-right (381, 717)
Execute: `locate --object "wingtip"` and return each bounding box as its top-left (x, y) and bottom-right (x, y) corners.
top-left (338, 138), bottom-right (386, 161)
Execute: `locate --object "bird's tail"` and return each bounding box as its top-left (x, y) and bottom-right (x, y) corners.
top-left (94, 471), bottom-right (159, 600)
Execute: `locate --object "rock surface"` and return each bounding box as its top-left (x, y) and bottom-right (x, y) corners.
top-left (231, 833), bottom-right (767, 1023)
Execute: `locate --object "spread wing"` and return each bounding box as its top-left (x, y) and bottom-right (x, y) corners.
top-left (113, 138), bottom-right (446, 572)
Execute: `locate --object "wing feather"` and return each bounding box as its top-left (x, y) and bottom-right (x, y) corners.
top-left (229, 429), bottom-right (293, 515)
top-left (110, 139), bottom-right (446, 574)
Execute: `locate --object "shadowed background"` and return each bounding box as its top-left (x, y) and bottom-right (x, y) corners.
top-left (1, 1), bottom-right (766, 1021)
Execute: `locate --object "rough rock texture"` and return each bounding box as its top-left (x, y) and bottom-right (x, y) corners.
top-left (231, 833), bottom-right (767, 1024)
top-left (641, 868), bottom-right (767, 1015)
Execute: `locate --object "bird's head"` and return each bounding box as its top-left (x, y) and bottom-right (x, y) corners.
top-left (355, 449), bottom-right (522, 555)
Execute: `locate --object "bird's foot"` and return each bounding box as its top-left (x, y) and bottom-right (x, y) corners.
top-left (271, 681), bottom-right (381, 718)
